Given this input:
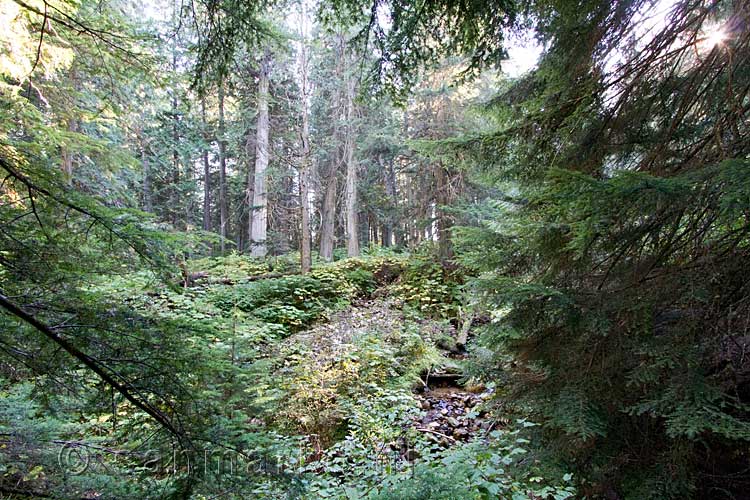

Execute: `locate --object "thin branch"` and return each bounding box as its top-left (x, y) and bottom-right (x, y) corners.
top-left (28, 1), bottom-right (47, 77)
top-left (0, 292), bottom-right (191, 449)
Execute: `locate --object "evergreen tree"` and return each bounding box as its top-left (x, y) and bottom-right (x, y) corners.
top-left (448, 0), bottom-right (750, 496)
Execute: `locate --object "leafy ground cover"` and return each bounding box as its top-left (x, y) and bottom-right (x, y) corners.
top-left (1, 252), bottom-right (574, 499)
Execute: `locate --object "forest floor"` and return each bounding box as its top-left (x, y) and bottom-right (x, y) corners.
top-left (277, 296), bottom-right (495, 449)
top-left (176, 254), bottom-right (577, 498)
top-left (0, 253), bottom-right (576, 499)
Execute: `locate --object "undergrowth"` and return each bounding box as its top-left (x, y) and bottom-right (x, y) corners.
top-left (2, 251), bottom-right (574, 499)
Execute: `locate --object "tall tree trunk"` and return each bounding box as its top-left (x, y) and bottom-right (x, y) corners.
top-left (218, 81), bottom-right (228, 253)
top-left (277, 175), bottom-right (294, 255)
top-left (250, 48), bottom-right (271, 257)
top-left (299, 27), bottom-right (312, 273)
top-left (382, 154), bottom-right (396, 247)
top-left (434, 91), bottom-right (453, 261)
top-left (201, 98), bottom-right (211, 232)
top-left (298, 176), bottom-right (312, 268)
top-left (409, 178), bottom-right (420, 246)
top-left (170, 46), bottom-right (180, 228)
top-left (167, 2), bottom-right (181, 227)
top-left (244, 129), bottom-right (255, 254)
top-left (319, 34), bottom-right (346, 262)
top-left (319, 173), bottom-right (337, 261)
top-left (395, 225), bottom-right (405, 248)
top-left (299, 159), bottom-right (311, 272)
top-left (171, 105), bottom-right (179, 227)
top-left (344, 63), bottom-right (359, 257)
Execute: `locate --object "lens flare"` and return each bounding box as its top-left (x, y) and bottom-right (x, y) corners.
top-left (704, 27), bottom-right (727, 48)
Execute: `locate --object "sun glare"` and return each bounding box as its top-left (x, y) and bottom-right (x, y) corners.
top-left (705, 27), bottom-right (727, 47)
top-left (698, 25), bottom-right (728, 53)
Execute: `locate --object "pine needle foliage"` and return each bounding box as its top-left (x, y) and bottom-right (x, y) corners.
top-left (450, 0), bottom-right (750, 497)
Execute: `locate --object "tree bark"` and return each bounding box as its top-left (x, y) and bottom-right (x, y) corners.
top-left (299, 144), bottom-right (312, 272)
top-left (250, 48), bottom-right (271, 257)
top-left (299, 22), bottom-right (312, 273)
top-left (319, 34), bottom-right (346, 262)
top-left (171, 104), bottom-right (179, 227)
top-left (434, 90), bottom-right (454, 261)
top-left (170, 43), bottom-right (180, 228)
top-left (218, 81), bottom-right (228, 253)
top-left (201, 98), bottom-right (211, 232)
top-left (344, 67), bottom-right (359, 257)
top-left (244, 129), bottom-right (255, 253)
top-left (319, 173), bottom-right (337, 261)
top-left (383, 154), bottom-right (396, 247)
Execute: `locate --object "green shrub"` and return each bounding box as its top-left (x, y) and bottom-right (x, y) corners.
top-left (389, 248), bottom-right (461, 318)
top-left (343, 268), bottom-right (377, 295)
top-left (369, 425), bottom-right (576, 500)
top-left (208, 275), bottom-right (338, 333)
top-left (190, 253), bottom-right (272, 281)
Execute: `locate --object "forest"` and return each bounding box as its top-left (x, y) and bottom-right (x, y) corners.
top-left (1, 0), bottom-right (749, 498)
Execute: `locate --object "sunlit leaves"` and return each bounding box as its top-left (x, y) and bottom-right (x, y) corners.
top-left (0, 0), bottom-right (75, 83)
